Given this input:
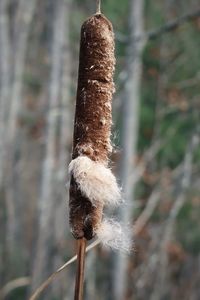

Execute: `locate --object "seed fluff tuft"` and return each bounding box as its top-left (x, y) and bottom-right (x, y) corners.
top-left (69, 156), bottom-right (122, 207)
top-left (96, 218), bottom-right (132, 252)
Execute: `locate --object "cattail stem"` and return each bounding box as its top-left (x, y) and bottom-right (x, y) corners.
top-left (96, 0), bottom-right (101, 14)
top-left (74, 238), bottom-right (87, 300)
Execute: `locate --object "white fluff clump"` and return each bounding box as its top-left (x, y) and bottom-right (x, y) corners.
top-left (96, 218), bottom-right (132, 252)
top-left (69, 156), bottom-right (121, 207)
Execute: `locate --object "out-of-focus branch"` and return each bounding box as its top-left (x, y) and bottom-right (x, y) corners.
top-left (0, 277), bottom-right (30, 299)
top-left (117, 7), bottom-right (200, 93)
top-left (134, 189), bottom-right (161, 236)
top-left (151, 132), bottom-right (200, 300)
top-left (143, 8), bottom-right (200, 41)
top-left (170, 71), bottom-right (200, 89)
top-left (116, 7), bottom-right (200, 43)
top-left (161, 133), bottom-right (199, 257)
top-left (133, 151), bottom-right (190, 237)
top-left (129, 140), bottom-right (162, 186)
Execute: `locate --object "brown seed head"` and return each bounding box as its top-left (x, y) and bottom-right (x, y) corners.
top-left (73, 14), bottom-right (115, 164)
top-left (69, 14), bottom-right (115, 240)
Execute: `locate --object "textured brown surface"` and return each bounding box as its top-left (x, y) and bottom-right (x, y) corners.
top-left (69, 176), bottom-right (103, 240)
top-left (73, 13), bottom-right (115, 163)
top-left (69, 14), bottom-right (115, 240)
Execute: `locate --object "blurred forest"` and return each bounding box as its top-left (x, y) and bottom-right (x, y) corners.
top-left (0, 0), bottom-right (200, 299)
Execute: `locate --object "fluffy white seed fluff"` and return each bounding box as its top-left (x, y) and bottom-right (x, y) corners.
top-left (69, 156), bottom-right (121, 207)
top-left (96, 218), bottom-right (132, 252)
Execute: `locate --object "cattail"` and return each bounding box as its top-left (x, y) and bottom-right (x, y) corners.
top-left (69, 9), bottom-right (132, 299)
top-left (69, 13), bottom-right (118, 241)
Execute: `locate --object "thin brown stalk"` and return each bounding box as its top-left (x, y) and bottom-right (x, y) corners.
top-left (29, 239), bottom-right (100, 300)
top-left (74, 238), bottom-right (87, 300)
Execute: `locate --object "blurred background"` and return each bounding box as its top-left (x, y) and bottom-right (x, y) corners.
top-left (0, 0), bottom-right (200, 299)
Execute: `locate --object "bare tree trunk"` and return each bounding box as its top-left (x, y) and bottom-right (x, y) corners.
top-left (30, 0), bottom-right (71, 295)
top-left (114, 0), bottom-right (145, 299)
top-left (7, 0), bottom-right (37, 142)
top-left (2, 0), bottom-right (37, 273)
top-left (52, 0), bottom-right (72, 297)
top-left (0, 0), bottom-right (11, 281)
top-left (0, 0), bottom-right (11, 186)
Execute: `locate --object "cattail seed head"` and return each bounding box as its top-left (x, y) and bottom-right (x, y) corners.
top-left (69, 14), bottom-right (131, 251)
top-left (73, 14), bottom-right (115, 163)
top-left (69, 14), bottom-right (116, 241)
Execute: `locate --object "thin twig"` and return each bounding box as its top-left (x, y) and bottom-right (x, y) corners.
top-left (74, 238), bottom-right (87, 300)
top-left (29, 239), bottom-right (100, 300)
top-left (134, 190), bottom-right (161, 235)
top-left (96, 0), bottom-right (101, 14)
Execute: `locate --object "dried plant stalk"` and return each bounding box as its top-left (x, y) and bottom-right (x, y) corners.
top-left (74, 238), bottom-right (86, 300)
top-left (69, 13), bottom-right (116, 300)
top-left (69, 13), bottom-right (115, 240)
